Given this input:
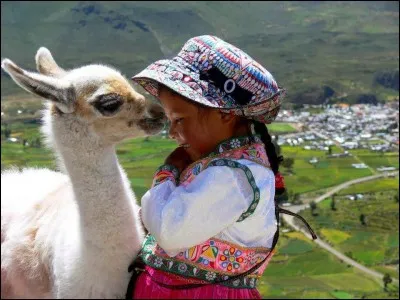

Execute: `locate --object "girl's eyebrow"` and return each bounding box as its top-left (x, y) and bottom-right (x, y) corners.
top-left (164, 110), bottom-right (184, 119)
top-left (169, 108), bottom-right (188, 116)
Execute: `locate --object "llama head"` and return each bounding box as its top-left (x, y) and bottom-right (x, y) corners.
top-left (1, 48), bottom-right (166, 144)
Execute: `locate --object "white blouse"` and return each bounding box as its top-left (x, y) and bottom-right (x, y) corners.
top-left (141, 158), bottom-right (278, 257)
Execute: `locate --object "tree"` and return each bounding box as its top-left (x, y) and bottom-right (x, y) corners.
top-left (35, 137), bottom-right (41, 148)
top-left (288, 189), bottom-right (294, 203)
top-left (359, 214), bottom-right (366, 226)
top-left (328, 145), bottom-right (332, 155)
top-left (345, 251), bottom-right (353, 259)
top-left (310, 201), bottom-right (318, 216)
top-left (383, 273), bottom-right (392, 291)
top-left (293, 193), bottom-right (301, 204)
top-left (331, 195), bottom-right (337, 211)
top-left (281, 157), bottom-right (294, 171)
top-left (3, 125), bottom-right (11, 139)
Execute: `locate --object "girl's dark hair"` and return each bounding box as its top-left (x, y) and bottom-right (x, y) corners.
top-left (253, 121), bottom-right (285, 196)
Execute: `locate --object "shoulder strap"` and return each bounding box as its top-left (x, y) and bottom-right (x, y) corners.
top-left (278, 207), bottom-right (317, 239)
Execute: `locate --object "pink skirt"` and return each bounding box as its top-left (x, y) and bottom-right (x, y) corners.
top-left (133, 266), bottom-right (262, 299)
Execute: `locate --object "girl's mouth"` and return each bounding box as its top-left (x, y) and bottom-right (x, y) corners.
top-left (179, 144), bottom-right (190, 149)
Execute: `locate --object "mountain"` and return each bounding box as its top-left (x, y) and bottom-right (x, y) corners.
top-left (1, 1), bottom-right (399, 105)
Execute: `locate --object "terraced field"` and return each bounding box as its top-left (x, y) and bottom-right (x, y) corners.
top-left (296, 180), bottom-right (399, 297)
top-left (261, 232), bottom-right (397, 299)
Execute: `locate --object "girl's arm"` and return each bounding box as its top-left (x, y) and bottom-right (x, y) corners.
top-left (141, 165), bottom-right (255, 256)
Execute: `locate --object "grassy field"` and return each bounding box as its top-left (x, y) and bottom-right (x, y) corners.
top-left (296, 187), bottom-right (399, 282)
top-left (116, 137), bottom-right (177, 199)
top-left (280, 145), bottom-right (374, 194)
top-left (260, 231), bottom-right (398, 299)
top-left (349, 149), bottom-right (400, 170)
top-left (267, 122), bottom-right (298, 134)
top-left (338, 177), bottom-right (399, 195)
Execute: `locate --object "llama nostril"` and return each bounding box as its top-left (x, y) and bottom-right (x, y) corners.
top-left (148, 104), bottom-right (165, 119)
top-left (135, 104), bottom-right (145, 115)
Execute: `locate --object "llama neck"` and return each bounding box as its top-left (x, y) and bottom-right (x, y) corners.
top-left (42, 110), bottom-right (139, 248)
top-left (62, 144), bottom-right (137, 245)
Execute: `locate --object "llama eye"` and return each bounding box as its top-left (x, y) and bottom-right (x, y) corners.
top-left (91, 93), bottom-right (124, 116)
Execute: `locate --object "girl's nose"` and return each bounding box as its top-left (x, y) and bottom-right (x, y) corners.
top-left (168, 124), bottom-right (176, 140)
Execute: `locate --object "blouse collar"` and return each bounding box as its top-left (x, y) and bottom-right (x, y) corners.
top-left (206, 135), bottom-right (263, 158)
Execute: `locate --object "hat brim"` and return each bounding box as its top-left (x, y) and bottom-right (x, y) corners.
top-left (132, 59), bottom-right (221, 109)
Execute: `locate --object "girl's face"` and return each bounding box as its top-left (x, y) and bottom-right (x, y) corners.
top-left (158, 87), bottom-right (242, 161)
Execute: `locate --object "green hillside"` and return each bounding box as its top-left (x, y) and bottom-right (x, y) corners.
top-left (1, 1), bottom-right (399, 104)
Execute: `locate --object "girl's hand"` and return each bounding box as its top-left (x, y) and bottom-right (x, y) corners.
top-left (164, 146), bottom-right (193, 173)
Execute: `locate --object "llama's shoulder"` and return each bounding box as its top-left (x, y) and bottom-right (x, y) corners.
top-left (1, 168), bottom-right (74, 299)
top-left (1, 168), bottom-right (69, 214)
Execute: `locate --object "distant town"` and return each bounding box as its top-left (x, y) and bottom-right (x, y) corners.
top-left (275, 103), bottom-right (399, 171)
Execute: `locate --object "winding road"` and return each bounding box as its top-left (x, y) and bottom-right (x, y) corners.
top-left (281, 171), bottom-right (399, 286)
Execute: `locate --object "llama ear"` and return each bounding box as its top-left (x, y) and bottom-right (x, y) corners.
top-left (1, 58), bottom-right (76, 113)
top-left (35, 47), bottom-right (66, 77)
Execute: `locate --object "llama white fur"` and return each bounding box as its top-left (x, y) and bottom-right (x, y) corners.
top-left (1, 48), bottom-right (165, 298)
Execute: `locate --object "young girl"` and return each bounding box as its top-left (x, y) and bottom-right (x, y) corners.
top-left (128, 35), bottom-right (316, 299)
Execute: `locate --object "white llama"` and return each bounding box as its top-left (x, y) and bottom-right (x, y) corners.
top-left (1, 48), bottom-right (166, 298)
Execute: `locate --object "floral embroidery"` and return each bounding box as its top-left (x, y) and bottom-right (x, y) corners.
top-left (154, 257), bottom-right (163, 268)
top-left (220, 247), bottom-right (244, 271)
top-left (249, 278), bottom-right (256, 288)
top-left (230, 139), bottom-right (241, 148)
top-left (178, 263), bottom-right (188, 273)
top-left (244, 252), bottom-right (257, 265)
top-left (205, 271), bottom-right (216, 281)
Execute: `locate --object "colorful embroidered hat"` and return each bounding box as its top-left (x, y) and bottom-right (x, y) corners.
top-left (132, 35), bottom-right (285, 124)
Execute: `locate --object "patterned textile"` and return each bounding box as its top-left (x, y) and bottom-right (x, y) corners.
top-left (179, 135), bottom-right (270, 186)
top-left (152, 164), bottom-right (180, 187)
top-left (138, 135), bottom-right (275, 289)
top-left (132, 35), bottom-right (285, 124)
top-left (140, 235), bottom-right (275, 289)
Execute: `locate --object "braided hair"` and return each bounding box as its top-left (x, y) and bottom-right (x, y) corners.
top-left (253, 121), bottom-right (285, 197)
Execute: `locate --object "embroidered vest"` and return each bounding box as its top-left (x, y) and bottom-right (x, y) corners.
top-left (140, 135), bottom-right (275, 289)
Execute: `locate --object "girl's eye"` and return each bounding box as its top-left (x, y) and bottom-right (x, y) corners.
top-left (175, 118), bottom-right (184, 124)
